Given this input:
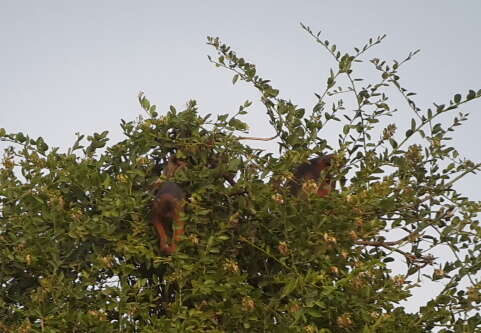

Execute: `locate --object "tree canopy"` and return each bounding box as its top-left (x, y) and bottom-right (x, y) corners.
top-left (1, 25), bottom-right (480, 332)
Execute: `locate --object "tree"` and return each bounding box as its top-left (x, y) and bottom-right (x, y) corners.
top-left (1, 25), bottom-right (480, 332)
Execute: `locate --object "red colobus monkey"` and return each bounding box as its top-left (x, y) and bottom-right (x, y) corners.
top-left (289, 155), bottom-right (335, 197)
top-left (151, 181), bottom-right (185, 255)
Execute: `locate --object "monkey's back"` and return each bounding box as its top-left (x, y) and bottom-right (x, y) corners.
top-left (155, 181), bottom-right (185, 201)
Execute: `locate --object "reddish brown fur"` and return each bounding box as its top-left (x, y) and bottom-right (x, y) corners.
top-left (290, 155), bottom-right (335, 197)
top-left (151, 182), bottom-right (185, 255)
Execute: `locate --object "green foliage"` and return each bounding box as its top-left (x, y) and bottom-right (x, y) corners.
top-left (1, 26), bottom-right (480, 332)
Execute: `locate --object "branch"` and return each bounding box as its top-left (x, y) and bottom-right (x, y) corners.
top-left (362, 230), bottom-right (420, 247)
top-left (355, 239), bottom-right (435, 266)
top-left (237, 134), bottom-right (278, 141)
top-left (239, 236), bottom-right (292, 270)
top-left (409, 162), bottom-right (481, 207)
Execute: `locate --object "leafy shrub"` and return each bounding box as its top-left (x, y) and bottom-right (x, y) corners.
top-left (1, 25), bottom-right (480, 332)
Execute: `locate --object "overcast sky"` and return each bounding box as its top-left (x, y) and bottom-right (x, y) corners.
top-left (1, 0), bottom-right (480, 314)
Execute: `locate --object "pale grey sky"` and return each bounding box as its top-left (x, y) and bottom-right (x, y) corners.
top-left (1, 0), bottom-right (480, 314)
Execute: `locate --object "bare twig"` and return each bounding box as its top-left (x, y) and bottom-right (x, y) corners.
top-left (237, 134), bottom-right (278, 141)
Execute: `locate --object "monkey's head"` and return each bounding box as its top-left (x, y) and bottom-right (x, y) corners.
top-left (310, 154), bottom-right (334, 170)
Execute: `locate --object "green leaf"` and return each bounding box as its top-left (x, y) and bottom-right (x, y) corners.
top-left (266, 88), bottom-right (279, 98)
top-left (466, 90), bottom-right (476, 100)
top-left (228, 118), bottom-right (248, 131)
top-left (295, 109), bottom-right (305, 118)
top-left (15, 132), bottom-right (27, 142)
top-left (218, 114), bottom-right (228, 122)
top-left (389, 138), bottom-right (398, 148)
top-left (141, 97), bottom-right (150, 111)
top-left (281, 279), bottom-right (298, 298)
top-left (327, 77), bottom-right (335, 89)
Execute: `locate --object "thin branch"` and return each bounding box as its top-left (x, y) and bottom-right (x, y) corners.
top-left (237, 134), bottom-right (278, 141)
top-left (410, 162), bottom-right (481, 207)
top-left (355, 239), bottom-right (435, 266)
top-left (346, 72), bottom-right (367, 154)
top-left (239, 236), bottom-right (292, 270)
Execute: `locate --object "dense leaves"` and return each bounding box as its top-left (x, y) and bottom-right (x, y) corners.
top-left (0, 26), bottom-right (480, 332)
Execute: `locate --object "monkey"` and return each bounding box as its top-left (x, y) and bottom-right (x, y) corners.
top-left (289, 154), bottom-right (335, 198)
top-left (151, 181), bottom-right (185, 255)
